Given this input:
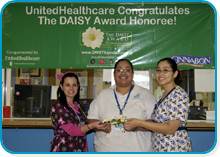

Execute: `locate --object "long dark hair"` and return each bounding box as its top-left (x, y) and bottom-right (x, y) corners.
top-left (157, 57), bottom-right (182, 85)
top-left (114, 58), bottom-right (134, 73)
top-left (57, 72), bottom-right (80, 110)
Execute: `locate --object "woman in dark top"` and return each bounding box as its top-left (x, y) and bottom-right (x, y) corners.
top-left (50, 72), bottom-right (103, 152)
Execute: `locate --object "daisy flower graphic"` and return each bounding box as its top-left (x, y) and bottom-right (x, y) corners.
top-left (82, 27), bottom-right (104, 49)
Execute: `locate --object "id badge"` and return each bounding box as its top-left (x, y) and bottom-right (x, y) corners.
top-left (112, 124), bottom-right (125, 133)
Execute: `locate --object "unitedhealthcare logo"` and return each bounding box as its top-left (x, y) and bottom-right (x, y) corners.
top-left (172, 56), bottom-right (211, 67)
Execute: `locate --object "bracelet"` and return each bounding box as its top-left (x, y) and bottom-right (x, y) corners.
top-left (87, 124), bottom-right (91, 130)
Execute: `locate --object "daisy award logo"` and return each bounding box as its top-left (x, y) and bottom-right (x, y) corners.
top-left (82, 27), bottom-right (104, 49)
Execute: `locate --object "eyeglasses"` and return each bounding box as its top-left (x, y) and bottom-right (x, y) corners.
top-left (115, 68), bottom-right (132, 73)
top-left (156, 69), bottom-right (173, 74)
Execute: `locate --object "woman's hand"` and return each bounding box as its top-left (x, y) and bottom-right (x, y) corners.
top-left (123, 118), bottom-right (141, 131)
top-left (96, 122), bottom-right (111, 133)
top-left (88, 121), bottom-right (111, 133)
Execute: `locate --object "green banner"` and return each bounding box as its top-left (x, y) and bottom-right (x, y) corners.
top-left (2, 2), bottom-right (215, 69)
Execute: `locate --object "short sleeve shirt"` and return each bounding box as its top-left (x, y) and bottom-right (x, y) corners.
top-left (151, 86), bottom-right (192, 152)
top-left (87, 84), bottom-right (156, 152)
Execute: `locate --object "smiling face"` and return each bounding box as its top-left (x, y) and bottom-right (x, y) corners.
top-left (156, 60), bottom-right (178, 88)
top-left (114, 60), bottom-right (133, 88)
top-left (60, 77), bottom-right (79, 103)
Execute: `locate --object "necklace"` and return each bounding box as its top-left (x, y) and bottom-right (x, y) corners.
top-left (113, 85), bottom-right (133, 115)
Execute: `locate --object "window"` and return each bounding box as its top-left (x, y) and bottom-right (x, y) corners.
top-left (3, 68), bottom-right (152, 118)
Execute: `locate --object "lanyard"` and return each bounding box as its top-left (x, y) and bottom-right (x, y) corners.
top-left (154, 86), bottom-right (176, 110)
top-left (69, 102), bottom-right (86, 124)
top-left (113, 86), bottom-right (133, 115)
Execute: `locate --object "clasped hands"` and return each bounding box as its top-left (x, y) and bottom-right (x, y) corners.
top-left (89, 120), bottom-right (111, 133)
top-left (89, 118), bottom-right (140, 133)
top-left (123, 118), bottom-right (141, 131)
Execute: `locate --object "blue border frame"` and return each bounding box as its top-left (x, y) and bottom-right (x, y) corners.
top-left (0, 0), bottom-right (217, 155)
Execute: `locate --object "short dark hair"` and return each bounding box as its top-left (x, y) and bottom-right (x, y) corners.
top-left (114, 58), bottom-right (134, 73)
